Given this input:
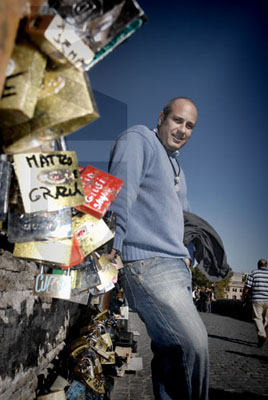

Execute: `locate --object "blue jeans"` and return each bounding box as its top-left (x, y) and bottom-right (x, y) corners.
top-left (119, 257), bottom-right (209, 400)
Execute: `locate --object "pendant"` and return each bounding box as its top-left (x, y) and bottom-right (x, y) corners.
top-left (174, 176), bottom-right (180, 192)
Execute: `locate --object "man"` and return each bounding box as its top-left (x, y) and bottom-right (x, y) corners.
top-left (243, 258), bottom-right (268, 347)
top-left (108, 97), bottom-right (209, 399)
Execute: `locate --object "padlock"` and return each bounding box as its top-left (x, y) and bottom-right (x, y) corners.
top-left (94, 357), bottom-right (103, 375)
top-left (2, 65), bottom-right (99, 154)
top-left (68, 336), bottom-right (90, 360)
top-left (90, 344), bottom-right (111, 362)
top-left (46, 0), bottom-right (147, 70)
top-left (7, 206), bottom-right (72, 242)
top-left (13, 237), bottom-right (73, 265)
top-left (75, 370), bottom-right (105, 395)
top-left (94, 335), bottom-right (109, 354)
top-left (25, 14), bottom-right (95, 71)
top-left (0, 155), bottom-right (12, 221)
top-left (72, 213), bottom-right (114, 258)
top-left (0, 40), bottom-right (47, 127)
top-left (78, 357), bottom-right (95, 377)
top-left (99, 351), bottom-right (116, 365)
top-left (62, 255), bottom-right (101, 304)
top-left (72, 255), bottom-right (101, 287)
top-left (93, 309), bottom-right (110, 322)
top-left (97, 211), bottom-right (120, 259)
top-left (75, 165), bottom-right (123, 219)
top-left (69, 255), bottom-right (101, 300)
top-left (13, 151), bottom-right (85, 213)
top-left (74, 356), bottom-right (106, 395)
top-left (80, 323), bottom-right (98, 337)
top-left (60, 213), bottom-right (114, 270)
top-left (92, 253), bottom-right (118, 293)
top-left (33, 264), bottom-right (72, 300)
top-left (94, 322), bottom-right (106, 336)
top-left (100, 332), bottom-right (113, 349)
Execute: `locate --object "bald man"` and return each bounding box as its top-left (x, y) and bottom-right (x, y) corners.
top-left (244, 258), bottom-right (268, 347)
top-left (108, 98), bottom-right (209, 400)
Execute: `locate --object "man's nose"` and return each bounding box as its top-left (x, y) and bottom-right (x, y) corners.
top-left (177, 125), bottom-right (187, 137)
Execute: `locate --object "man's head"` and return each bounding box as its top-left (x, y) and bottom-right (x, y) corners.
top-left (157, 97), bottom-right (198, 152)
top-left (257, 259), bottom-right (267, 269)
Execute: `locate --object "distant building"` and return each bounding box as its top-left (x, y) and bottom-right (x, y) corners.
top-left (224, 272), bottom-right (247, 300)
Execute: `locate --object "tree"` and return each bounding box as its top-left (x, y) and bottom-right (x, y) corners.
top-left (191, 265), bottom-right (233, 298)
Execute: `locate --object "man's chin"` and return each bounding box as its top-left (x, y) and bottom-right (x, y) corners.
top-left (172, 142), bottom-right (185, 151)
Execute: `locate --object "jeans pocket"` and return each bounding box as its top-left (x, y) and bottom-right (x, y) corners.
top-left (128, 257), bottom-right (159, 277)
top-left (182, 258), bottom-right (192, 275)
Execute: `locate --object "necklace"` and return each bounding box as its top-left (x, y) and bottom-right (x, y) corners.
top-left (153, 129), bottom-right (181, 191)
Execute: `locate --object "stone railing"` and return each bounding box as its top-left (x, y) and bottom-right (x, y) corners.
top-left (211, 298), bottom-right (252, 322)
top-left (0, 247), bottom-right (93, 400)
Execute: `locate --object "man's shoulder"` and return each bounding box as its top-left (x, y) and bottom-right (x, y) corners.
top-left (251, 268), bottom-right (268, 278)
top-left (117, 125), bottom-right (155, 142)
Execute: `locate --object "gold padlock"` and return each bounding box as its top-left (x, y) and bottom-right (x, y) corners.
top-left (13, 238), bottom-right (73, 265)
top-left (92, 253), bottom-right (118, 291)
top-left (0, 41), bottom-right (47, 127)
top-left (72, 214), bottom-right (114, 258)
top-left (81, 372), bottom-right (105, 395)
top-left (100, 351), bottom-right (116, 365)
top-left (13, 151), bottom-right (85, 213)
top-left (2, 65), bottom-right (99, 154)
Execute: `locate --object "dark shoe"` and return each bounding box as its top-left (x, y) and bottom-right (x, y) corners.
top-left (257, 336), bottom-right (266, 347)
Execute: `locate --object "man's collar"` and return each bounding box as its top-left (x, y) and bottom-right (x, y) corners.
top-left (152, 128), bottom-right (180, 158)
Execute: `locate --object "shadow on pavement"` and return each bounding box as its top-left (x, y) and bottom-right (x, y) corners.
top-left (208, 334), bottom-right (256, 347)
top-left (210, 389), bottom-right (268, 399)
top-left (226, 350), bottom-right (268, 363)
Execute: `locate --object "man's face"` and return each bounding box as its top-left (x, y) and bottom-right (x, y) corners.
top-left (157, 99), bottom-right (197, 151)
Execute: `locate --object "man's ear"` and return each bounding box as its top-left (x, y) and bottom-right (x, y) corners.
top-left (158, 111), bottom-right (164, 126)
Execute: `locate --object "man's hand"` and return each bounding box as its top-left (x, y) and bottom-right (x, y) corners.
top-left (242, 286), bottom-right (249, 303)
top-left (102, 249), bottom-right (124, 269)
top-left (184, 258), bottom-right (191, 269)
top-left (104, 249), bottom-right (117, 262)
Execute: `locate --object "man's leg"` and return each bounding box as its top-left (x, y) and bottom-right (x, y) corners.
top-left (262, 302), bottom-right (268, 330)
top-left (252, 301), bottom-right (266, 340)
top-left (119, 257), bottom-right (209, 400)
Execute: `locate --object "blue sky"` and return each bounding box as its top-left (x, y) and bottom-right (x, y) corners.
top-left (67, 0), bottom-right (268, 273)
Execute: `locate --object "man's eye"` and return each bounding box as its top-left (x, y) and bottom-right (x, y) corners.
top-left (186, 123), bottom-right (194, 130)
top-left (174, 118), bottom-right (183, 123)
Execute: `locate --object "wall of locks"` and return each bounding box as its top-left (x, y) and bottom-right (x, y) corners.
top-left (0, 1), bottom-right (146, 399)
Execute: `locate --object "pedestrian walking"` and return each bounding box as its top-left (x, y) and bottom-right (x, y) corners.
top-left (205, 287), bottom-right (212, 313)
top-left (107, 97), bottom-right (209, 399)
top-left (243, 258), bottom-right (268, 347)
top-left (192, 286), bottom-right (200, 307)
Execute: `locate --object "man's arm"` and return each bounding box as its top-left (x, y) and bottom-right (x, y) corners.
top-left (242, 273), bottom-right (253, 302)
top-left (108, 129), bottom-right (154, 254)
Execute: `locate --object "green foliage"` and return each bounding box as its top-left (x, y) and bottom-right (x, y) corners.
top-left (191, 265), bottom-right (233, 298)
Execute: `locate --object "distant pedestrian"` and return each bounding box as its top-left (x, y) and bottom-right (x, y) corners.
top-left (192, 286), bottom-right (200, 307)
top-left (243, 259), bottom-right (268, 347)
top-left (205, 287), bottom-right (212, 313)
top-left (211, 283), bottom-right (216, 301)
top-left (199, 287), bottom-right (207, 312)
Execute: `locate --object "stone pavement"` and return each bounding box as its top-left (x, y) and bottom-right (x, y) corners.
top-left (110, 310), bottom-right (268, 400)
